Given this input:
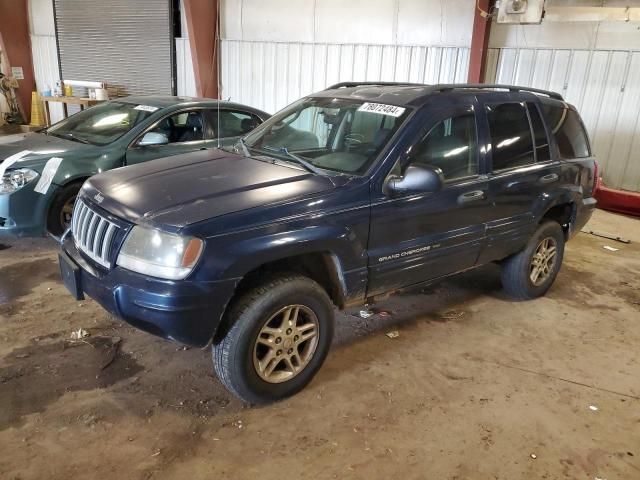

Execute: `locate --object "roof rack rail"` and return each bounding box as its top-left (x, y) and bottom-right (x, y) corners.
top-left (432, 83), bottom-right (563, 100)
top-left (326, 81), bottom-right (427, 90)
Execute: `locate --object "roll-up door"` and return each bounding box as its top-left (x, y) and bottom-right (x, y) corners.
top-left (54, 0), bottom-right (174, 97)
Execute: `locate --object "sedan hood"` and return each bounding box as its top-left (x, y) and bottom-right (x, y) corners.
top-left (0, 132), bottom-right (95, 167)
top-left (81, 149), bottom-right (336, 230)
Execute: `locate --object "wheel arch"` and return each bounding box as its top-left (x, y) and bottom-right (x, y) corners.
top-left (212, 250), bottom-right (347, 344)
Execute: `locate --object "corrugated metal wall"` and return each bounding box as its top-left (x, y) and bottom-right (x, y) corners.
top-left (220, 40), bottom-right (470, 114)
top-left (30, 34), bottom-right (64, 123)
top-left (175, 38), bottom-right (197, 97)
top-left (486, 47), bottom-right (640, 192)
top-left (54, 0), bottom-right (174, 96)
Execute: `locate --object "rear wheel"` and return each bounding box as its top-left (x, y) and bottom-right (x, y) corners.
top-left (212, 274), bottom-right (334, 404)
top-left (501, 220), bottom-right (565, 300)
top-left (47, 182), bottom-right (82, 236)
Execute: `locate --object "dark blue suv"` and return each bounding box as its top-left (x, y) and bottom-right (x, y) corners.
top-left (59, 83), bottom-right (597, 403)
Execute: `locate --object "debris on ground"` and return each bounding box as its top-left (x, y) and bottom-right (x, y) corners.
top-left (358, 310), bottom-right (373, 319)
top-left (70, 328), bottom-right (90, 340)
top-left (99, 336), bottom-right (122, 370)
top-left (232, 419), bottom-right (244, 429)
top-left (441, 310), bottom-right (465, 320)
top-left (385, 330), bottom-right (400, 339)
top-left (530, 453), bottom-right (537, 459)
top-left (581, 229), bottom-right (631, 244)
top-left (603, 245), bottom-right (619, 252)
top-left (589, 405), bottom-right (599, 411)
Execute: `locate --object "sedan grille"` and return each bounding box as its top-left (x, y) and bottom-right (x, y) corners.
top-left (71, 200), bottom-right (120, 268)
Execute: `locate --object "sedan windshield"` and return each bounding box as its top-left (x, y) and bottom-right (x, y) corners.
top-left (46, 102), bottom-right (157, 146)
top-left (242, 97), bottom-right (410, 175)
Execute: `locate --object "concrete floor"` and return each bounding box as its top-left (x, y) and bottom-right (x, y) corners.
top-left (0, 209), bottom-right (638, 480)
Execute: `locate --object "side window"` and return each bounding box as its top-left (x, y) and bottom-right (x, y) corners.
top-left (148, 110), bottom-right (203, 144)
top-left (408, 113), bottom-right (478, 181)
top-left (487, 103), bottom-right (535, 171)
top-left (541, 104), bottom-right (590, 159)
top-left (527, 103), bottom-right (551, 163)
top-left (209, 110), bottom-right (261, 139)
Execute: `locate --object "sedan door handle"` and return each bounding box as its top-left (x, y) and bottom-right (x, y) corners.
top-left (539, 173), bottom-right (559, 184)
top-left (457, 190), bottom-right (486, 205)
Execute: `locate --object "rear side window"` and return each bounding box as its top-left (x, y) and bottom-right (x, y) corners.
top-left (527, 103), bottom-right (551, 163)
top-left (541, 105), bottom-right (590, 159)
top-left (208, 110), bottom-right (262, 139)
top-left (486, 103), bottom-right (535, 171)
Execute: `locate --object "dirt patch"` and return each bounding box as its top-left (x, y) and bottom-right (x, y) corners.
top-left (0, 257), bottom-right (60, 304)
top-left (0, 334), bottom-right (142, 430)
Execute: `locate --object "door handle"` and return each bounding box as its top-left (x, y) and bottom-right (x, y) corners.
top-left (539, 173), bottom-right (559, 184)
top-left (457, 190), bottom-right (486, 205)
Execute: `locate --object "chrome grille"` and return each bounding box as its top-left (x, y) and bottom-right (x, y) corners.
top-left (71, 200), bottom-right (119, 268)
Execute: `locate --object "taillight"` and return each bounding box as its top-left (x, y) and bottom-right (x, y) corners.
top-left (592, 160), bottom-right (599, 196)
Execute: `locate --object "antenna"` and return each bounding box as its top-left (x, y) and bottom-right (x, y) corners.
top-left (216, 0), bottom-right (221, 149)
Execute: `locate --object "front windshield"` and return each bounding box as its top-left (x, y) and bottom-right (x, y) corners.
top-left (242, 97), bottom-right (411, 175)
top-left (46, 102), bottom-right (157, 146)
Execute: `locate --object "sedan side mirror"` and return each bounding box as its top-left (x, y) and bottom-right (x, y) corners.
top-left (138, 132), bottom-right (169, 147)
top-left (385, 164), bottom-right (444, 197)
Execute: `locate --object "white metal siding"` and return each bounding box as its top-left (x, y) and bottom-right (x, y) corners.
top-left (487, 47), bottom-right (640, 192)
top-left (220, 40), bottom-right (469, 114)
top-left (175, 38), bottom-right (196, 97)
top-left (30, 34), bottom-right (64, 123)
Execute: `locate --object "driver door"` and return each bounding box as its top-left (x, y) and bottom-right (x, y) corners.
top-left (126, 110), bottom-right (208, 165)
top-left (367, 104), bottom-right (491, 296)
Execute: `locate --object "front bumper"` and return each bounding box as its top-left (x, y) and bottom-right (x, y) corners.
top-left (0, 183), bottom-right (56, 237)
top-left (60, 237), bottom-right (239, 347)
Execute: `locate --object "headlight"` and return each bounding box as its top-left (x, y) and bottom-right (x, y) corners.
top-left (116, 226), bottom-right (204, 280)
top-left (0, 168), bottom-right (39, 194)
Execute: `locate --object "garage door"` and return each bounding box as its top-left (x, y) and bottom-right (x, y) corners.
top-left (54, 0), bottom-right (174, 97)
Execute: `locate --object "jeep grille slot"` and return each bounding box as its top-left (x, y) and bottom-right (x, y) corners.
top-left (71, 200), bottom-right (119, 268)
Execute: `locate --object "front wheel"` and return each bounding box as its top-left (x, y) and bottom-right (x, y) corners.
top-left (501, 220), bottom-right (565, 300)
top-left (212, 275), bottom-right (334, 404)
top-left (47, 182), bottom-right (82, 236)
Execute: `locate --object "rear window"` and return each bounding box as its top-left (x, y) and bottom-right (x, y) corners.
top-left (541, 105), bottom-right (591, 159)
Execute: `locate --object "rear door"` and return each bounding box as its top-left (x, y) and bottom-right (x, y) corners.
top-left (367, 100), bottom-right (492, 296)
top-left (125, 109), bottom-right (208, 165)
top-left (477, 98), bottom-right (562, 263)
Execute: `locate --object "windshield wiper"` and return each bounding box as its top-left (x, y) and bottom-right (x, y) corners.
top-left (51, 132), bottom-right (91, 145)
top-left (262, 145), bottom-right (325, 176)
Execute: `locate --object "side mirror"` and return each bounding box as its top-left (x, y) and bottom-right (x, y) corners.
top-left (138, 132), bottom-right (168, 147)
top-left (385, 164), bottom-right (444, 197)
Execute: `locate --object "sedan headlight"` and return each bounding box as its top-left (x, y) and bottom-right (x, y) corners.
top-left (0, 168), bottom-right (39, 194)
top-left (116, 225), bottom-right (204, 280)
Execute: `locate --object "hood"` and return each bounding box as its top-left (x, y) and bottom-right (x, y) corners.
top-left (0, 132), bottom-right (96, 168)
top-left (81, 149), bottom-right (336, 230)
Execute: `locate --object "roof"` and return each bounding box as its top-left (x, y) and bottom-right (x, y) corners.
top-left (115, 96), bottom-right (270, 116)
top-left (315, 82), bottom-right (564, 108)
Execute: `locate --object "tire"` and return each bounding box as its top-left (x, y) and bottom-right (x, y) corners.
top-left (501, 220), bottom-right (565, 300)
top-left (47, 182), bottom-right (82, 236)
top-left (212, 274), bottom-right (334, 404)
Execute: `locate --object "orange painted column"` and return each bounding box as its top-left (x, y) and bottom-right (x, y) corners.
top-left (0, 0), bottom-right (36, 123)
top-left (183, 0), bottom-right (219, 99)
top-left (467, 0), bottom-right (493, 84)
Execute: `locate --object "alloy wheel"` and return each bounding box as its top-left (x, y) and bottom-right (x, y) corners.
top-left (253, 304), bottom-right (319, 384)
top-left (529, 236), bottom-right (557, 286)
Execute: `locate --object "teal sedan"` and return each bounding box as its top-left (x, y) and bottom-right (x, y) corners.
top-left (0, 96), bottom-right (269, 237)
